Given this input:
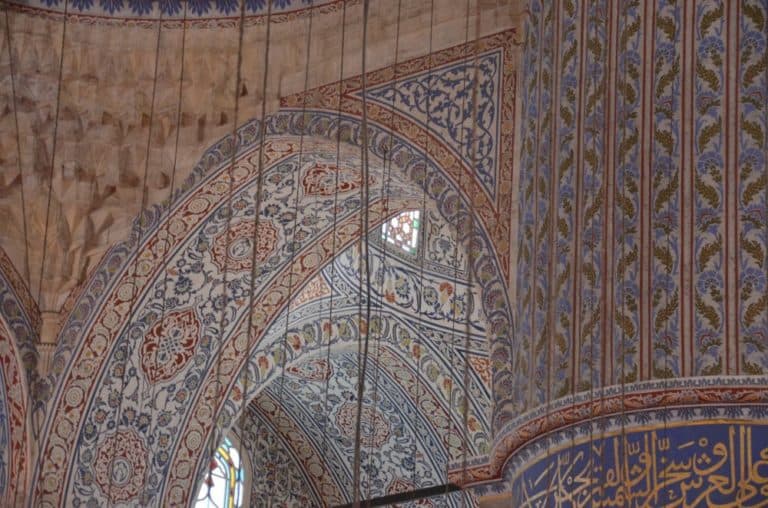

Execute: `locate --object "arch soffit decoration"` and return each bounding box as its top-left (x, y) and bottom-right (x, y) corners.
top-left (34, 33), bottom-right (516, 506)
top-left (0, 248), bottom-right (37, 504)
top-left (214, 261), bottom-right (493, 505)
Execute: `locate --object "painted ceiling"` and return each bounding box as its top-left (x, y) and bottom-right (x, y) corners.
top-left (226, 212), bottom-right (492, 505)
top-left (26, 28), bottom-right (517, 506)
top-left (0, 0), bottom-right (522, 502)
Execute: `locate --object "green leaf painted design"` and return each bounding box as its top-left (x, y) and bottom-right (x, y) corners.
top-left (741, 236), bottom-right (765, 268)
top-left (696, 60), bottom-right (720, 91)
top-left (698, 235), bottom-right (722, 271)
top-left (695, 172), bottom-right (720, 209)
top-left (744, 294), bottom-right (768, 328)
top-left (654, 289), bottom-right (679, 332)
top-left (654, 245), bottom-right (674, 273)
top-left (695, 291), bottom-right (720, 330)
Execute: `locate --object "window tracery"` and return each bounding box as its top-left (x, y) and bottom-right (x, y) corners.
top-left (381, 210), bottom-right (421, 255)
top-left (194, 437), bottom-right (245, 508)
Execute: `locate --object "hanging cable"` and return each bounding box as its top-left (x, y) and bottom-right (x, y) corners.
top-left (318, 1), bottom-right (347, 500)
top-left (203, 0), bottom-right (248, 499)
top-left (3, 9), bottom-right (30, 507)
top-left (2, 5), bottom-right (30, 287)
top-left (406, 0), bottom-right (436, 499)
top-left (617, 0), bottom-right (630, 497)
top-left (235, 0), bottom-right (274, 481)
top-left (36, 0), bottom-right (69, 310)
top-left (543, 0), bottom-right (559, 497)
top-left (578, 0), bottom-right (599, 498)
top-left (105, 5), bottom-right (163, 506)
top-left (459, 3), bottom-right (482, 505)
top-left (361, 0), bottom-right (402, 502)
top-left (140, 3), bottom-right (187, 503)
top-left (270, 0), bottom-right (314, 500)
top-left (352, 0), bottom-right (375, 504)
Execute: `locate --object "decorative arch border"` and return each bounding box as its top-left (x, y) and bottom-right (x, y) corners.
top-left (4, 0), bottom-right (358, 29)
top-left (459, 376), bottom-right (768, 490)
top-left (35, 32), bottom-right (516, 501)
top-left (0, 314), bottom-right (31, 504)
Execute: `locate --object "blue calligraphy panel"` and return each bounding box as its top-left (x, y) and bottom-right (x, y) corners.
top-left (511, 421), bottom-right (768, 507)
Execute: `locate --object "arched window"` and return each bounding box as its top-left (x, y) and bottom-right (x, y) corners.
top-left (381, 210), bottom-right (421, 255)
top-left (194, 436), bottom-right (245, 508)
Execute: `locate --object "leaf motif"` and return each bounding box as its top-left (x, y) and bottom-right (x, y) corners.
top-left (617, 245), bottom-right (639, 277)
top-left (744, 294), bottom-right (768, 328)
top-left (656, 15), bottom-right (676, 41)
top-left (620, 18), bottom-right (641, 49)
top-left (745, 52), bottom-right (768, 87)
top-left (743, 360), bottom-right (764, 375)
top-left (582, 262), bottom-right (597, 287)
top-left (654, 172), bottom-right (679, 213)
top-left (584, 187), bottom-right (603, 223)
top-left (695, 291), bottom-right (720, 330)
top-left (619, 80), bottom-right (638, 107)
top-left (744, 2), bottom-right (765, 31)
top-left (654, 245), bottom-right (674, 273)
top-left (741, 237), bottom-right (765, 268)
top-left (560, 105), bottom-right (573, 127)
top-left (562, 41), bottom-right (578, 68)
top-left (555, 333), bottom-right (567, 354)
top-left (743, 173), bottom-right (767, 205)
top-left (655, 128), bottom-right (674, 155)
top-left (699, 4), bottom-right (723, 35)
top-left (656, 59), bottom-right (680, 98)
top-left (559, 150), bottom-right (574, 179)
top-left (654, 289), bottom-right (679, 332)
top-left (619, 131), bottom-right (639, 163)
top-left (699, 118), bottom-right (721, 152)
top-left (615, 310), bottom-right (636, 339)
top-left (742, 118), bottom-right (765, 147)
top-left (698, 235), bottom-right (722, 271)
top-left (616, 191), bottom-right (636, 220)
top-left (696, 60), bottom-right (720, 91)
top-left (695, 172), bottom-right (720, 209)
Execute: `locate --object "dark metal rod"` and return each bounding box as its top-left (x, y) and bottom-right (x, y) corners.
top-left (332, 483), bottom-right (461, 508)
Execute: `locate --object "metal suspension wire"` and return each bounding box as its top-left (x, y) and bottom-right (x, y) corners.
top-left (617, 0), bottom-right (630, 494)
top-left (106, 5), bottom-right (163, 506)
top-left (2, 4), bottom-right (30, 287)
top-left (235, 0), bottom-right (274, 485)
top-left (3, 11), bottom-right (29, 507)
top-left (36, 0), bottom-right (68, 309)
top-left (203, 0), bottom-right (248, 498)
top-left (408, 0), bottom-right (436, 498)
top-left (141, 2), bottom-right (187, 503)
top-left (351, 0), bottom-right (375, 504)
top-left (318, 0), bottom-right (347, 498)
top-left (361, 0), bottom-right (401, 501)
top-left (270, 0), bottom-right (314, 500)
top-left (578, 0), bottom-right (599, 498)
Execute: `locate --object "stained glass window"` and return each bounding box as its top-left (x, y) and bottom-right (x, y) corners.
top-left (194, 436), bottom-right (245, 508)
top-left (381, 210), bottom-right (421, 254)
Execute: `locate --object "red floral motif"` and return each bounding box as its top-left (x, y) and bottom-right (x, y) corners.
top-left (292, 276), bottom-right (331, 308)
top-left (335, 402), bottom-right (391, 448)
top-left (93, 429), bottom-right (149, 503)
top-left (467, 355), bottom-right (491, 387)
top-left (287, 358), bottom-right (332, 381)
top-left (210, 220), bottom-right (279, 273)
top-left (301, 162), bottom-right (367, 196)
top-left (141, 309), bottom-right (201, 383)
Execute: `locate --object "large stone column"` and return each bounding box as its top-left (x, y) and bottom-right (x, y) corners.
top-left (482, 1), bottom-right (768, 504)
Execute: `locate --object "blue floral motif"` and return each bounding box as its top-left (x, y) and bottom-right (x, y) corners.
top-left (127, 0), bottom-right (152, 15)
top-left (99, 0), bottom-right (123, 14)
